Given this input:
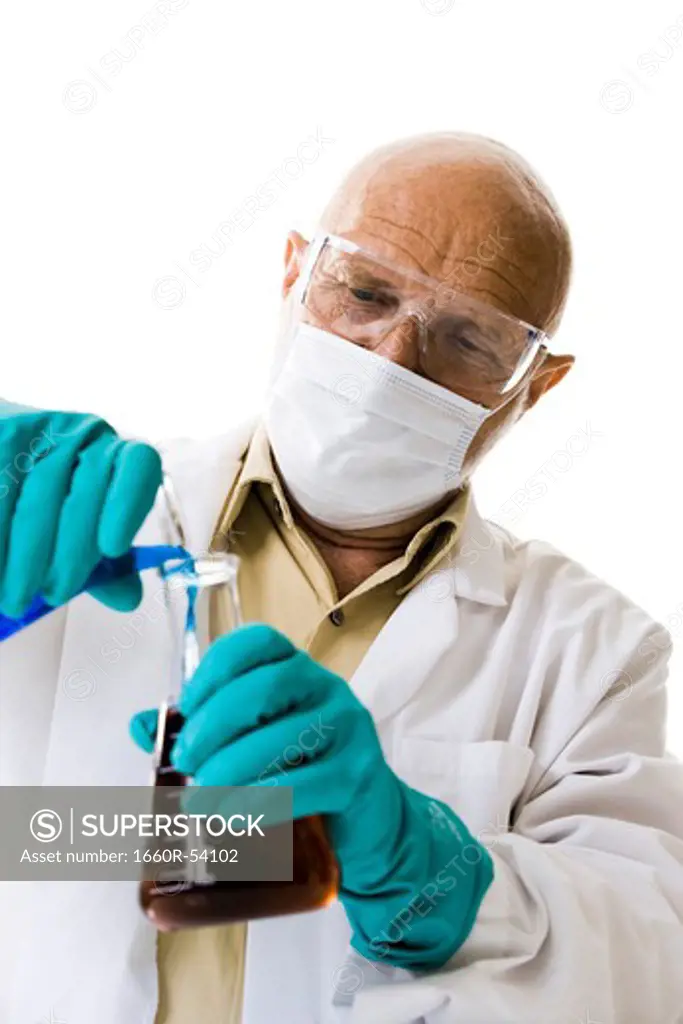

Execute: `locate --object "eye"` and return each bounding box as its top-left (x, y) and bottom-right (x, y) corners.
top-left (456, 336), bottom-right (480, 353)
top-left (443, 330), bottom-right (484, 356)
top-left (350, 287), bottom-right (379, 303)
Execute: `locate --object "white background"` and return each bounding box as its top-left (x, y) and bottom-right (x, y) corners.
top-left (2, 1), bottom-right (682, 747)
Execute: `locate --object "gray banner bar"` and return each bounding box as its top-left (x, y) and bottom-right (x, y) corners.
top-left (0, 786), bottom-right (293, 882)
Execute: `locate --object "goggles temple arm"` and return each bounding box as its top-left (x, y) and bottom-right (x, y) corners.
top-left (297, 234), bottom-right (329, 307)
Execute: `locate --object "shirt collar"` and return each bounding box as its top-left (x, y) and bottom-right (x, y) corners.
top-left (215, 423), bottom-right (293, 538)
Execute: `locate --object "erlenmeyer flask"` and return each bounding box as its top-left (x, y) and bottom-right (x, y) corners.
top-left (139, 552), bottom-right (339, 931)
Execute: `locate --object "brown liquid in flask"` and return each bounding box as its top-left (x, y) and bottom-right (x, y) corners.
top-left (140, 708), bottom-right (339, 930)
top-left (139, 554), bottom-right (338, 932)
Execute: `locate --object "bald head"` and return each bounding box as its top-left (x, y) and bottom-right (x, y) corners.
top-left (319, 132), bottom-right (572, 335)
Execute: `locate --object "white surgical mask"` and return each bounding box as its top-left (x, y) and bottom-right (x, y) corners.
top-left (263, 322), bottom-right (492, 530)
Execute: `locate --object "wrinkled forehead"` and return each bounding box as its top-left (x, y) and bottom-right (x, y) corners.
top-left (320, 160), bottom-right (554, 327)
top-left (317, 235), bottom-right (484, 287)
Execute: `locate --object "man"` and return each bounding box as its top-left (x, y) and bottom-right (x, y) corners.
top-left (1, 132), bottom-right (683, 1024)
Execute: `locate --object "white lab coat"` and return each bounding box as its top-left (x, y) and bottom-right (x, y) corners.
top-left (2, 422), bottom-right (683, 1024)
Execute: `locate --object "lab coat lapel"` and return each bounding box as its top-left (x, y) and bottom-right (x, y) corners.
top-left (347, 496), bottom-right (507, 728)
top-left (348, 577), bottom-right (459, 727)
top-left (158, 420), bottom-right (255, 553)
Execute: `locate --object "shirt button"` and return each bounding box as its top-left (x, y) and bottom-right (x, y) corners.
top-left (329, 608), bottom-right (345, 627)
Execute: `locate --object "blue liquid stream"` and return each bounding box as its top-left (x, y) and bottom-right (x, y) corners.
top-left (0, 544), bottom-right (189, 641)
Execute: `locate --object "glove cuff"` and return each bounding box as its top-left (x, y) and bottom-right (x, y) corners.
top-left (339, 780), bottom-right (494, 971)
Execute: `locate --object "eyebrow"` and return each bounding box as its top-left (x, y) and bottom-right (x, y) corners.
top-left (332, 257), bottom-right (402, 290)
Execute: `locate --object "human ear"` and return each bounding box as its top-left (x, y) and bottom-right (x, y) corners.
top-left (526, 353), bottom-right (574, 410)
top-left (282, 230), bottom-right (309, 297)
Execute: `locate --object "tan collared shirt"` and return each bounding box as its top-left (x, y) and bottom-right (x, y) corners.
top-left (155, 425), bottom-right (470, 1024)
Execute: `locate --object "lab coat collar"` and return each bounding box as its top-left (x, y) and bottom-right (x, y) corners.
top-left (159, 419), bottom-right (256, 553)
top-left (444, 496), bottom-right (509, 609)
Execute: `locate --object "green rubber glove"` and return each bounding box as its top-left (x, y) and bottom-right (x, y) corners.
top-left (130, 623), bottom-right (493, 969)
top-left (0, 401), bottom-right (162, 619)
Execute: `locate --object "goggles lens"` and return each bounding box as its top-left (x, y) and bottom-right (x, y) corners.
top-left (300, 234), bottom-right (547, 409)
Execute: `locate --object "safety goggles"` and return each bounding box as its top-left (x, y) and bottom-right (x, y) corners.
top-left (297, 232), bottom-right (549, 410)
